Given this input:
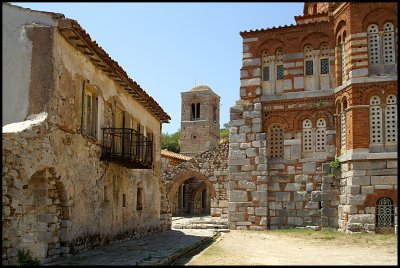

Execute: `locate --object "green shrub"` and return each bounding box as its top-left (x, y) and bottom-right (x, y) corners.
top-left (17, 249), bottom-right (40, 266)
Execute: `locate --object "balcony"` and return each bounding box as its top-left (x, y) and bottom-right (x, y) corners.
top-left (101, 128), bottom-right (153, 169)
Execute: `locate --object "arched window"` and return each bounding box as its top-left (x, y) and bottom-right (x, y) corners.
top-left (341, 38), bottom-right (346, 83)
top-left (383, 22), bottom-right (395, 64)
top-left (268, 124), bottom-right (284, 159)
top-left (368, 24), bottom-right (380, 65)
top-left (302, 119), bottom-right (313, 152)
top-left (370, 96), bottom-right (383, 144)
top-left (191, 103), bottom-right (200, 121)
top-left (304, 45), bottom-right (314, 76)
top-left (316, 118), bottom-right (326, 152)
top-left (276, 48), bottom-right (284, 80)
top-left (262, 50), bottom-right (271, 81)
top-left (340, 98), bottom-right (347, 153)
top-left (385, 94), bottom-right (397, 144)
top-left (212, 107), bottom-right (217, 123)
top-left (376, 197), bottom-right (394, 227)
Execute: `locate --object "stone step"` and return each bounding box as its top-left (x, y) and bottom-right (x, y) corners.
top-left (173, 223), bottom-right (228, 230)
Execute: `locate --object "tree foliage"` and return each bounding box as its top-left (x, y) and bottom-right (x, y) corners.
top-left (220, 122), bottom-right (230, 143)
top-left (162, 131), bottom-right (180, 153)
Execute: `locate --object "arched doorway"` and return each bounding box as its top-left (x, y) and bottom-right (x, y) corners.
top-left (167, 171), bottom-right (216, 216)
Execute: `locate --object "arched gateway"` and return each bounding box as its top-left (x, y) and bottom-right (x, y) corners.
top-left (163, 142), bottom-right (229, 217)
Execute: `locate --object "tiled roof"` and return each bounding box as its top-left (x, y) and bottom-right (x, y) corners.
top-left (161, 150), bottom-right (192, 161)
top-left (60, 19), bottom-right (171, 123)
top-left (8, 3), bottom-right (170, 122)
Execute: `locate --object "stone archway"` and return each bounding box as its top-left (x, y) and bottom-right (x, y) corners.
top-left (20, 168), bottom-right (70, 260)
top-left (166, 170), bottom-right (216, 216)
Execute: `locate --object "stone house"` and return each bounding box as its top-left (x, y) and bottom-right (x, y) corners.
top-left (2, 3), bottom-right (171, 265)
top-left (228, 2), bottom-right (397, 233)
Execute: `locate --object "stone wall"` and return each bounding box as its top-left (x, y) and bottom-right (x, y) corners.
top-left (2, 119), bottom-right (171, 265)
top-left (164, 142), bottom-right (229, 217)
top-left (338, 154), bottom-right (398, 233)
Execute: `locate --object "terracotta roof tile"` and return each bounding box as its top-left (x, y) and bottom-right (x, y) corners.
top-left (161, 150), bottom-right (192, 161)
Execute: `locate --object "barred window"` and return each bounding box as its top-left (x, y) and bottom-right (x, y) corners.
top-left (268, 124), bottom-right (284, 159)
top-left (370, 96), bottom-right (383, 144)
top-left (341, 42), bottom-right (346, 82)
top-left (341, 112), bottom-right (346, 152)
top-left (383, 22), bottom-right (395, 64)
top-left (376, 197), bottom-right (394, 227)
top-left (277, 65), bottom-right (284, 80)
top-left (302, 119), bottom-right (313, 152)
top-left (316, 118), bottom-right (326, 152)
top-left (368, 24), bottom-right (380, 65)
top-left (305, 60), bottom-right (313, 76)
top-left (320, 58), bottom-right (329, 74)
top-left (385, 95), bottom-right (397, 144)
top-left (263, 66), bottom-right (270, 81)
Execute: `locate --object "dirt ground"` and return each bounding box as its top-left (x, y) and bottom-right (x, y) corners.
top-left (186, 229), bottom-right (398, 266)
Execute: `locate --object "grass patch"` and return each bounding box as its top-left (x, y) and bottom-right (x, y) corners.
top-left (259, 228), bottom-right (397, 247)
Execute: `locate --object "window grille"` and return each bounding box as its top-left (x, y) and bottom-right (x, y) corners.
top-left (277, 65), bottom-right (284, 80)
top-left (376, 197), bottom-right (394, 227)
top-left (302, 119), bottom-right (313, 152)
top-left (268, 124), bottom-right (284, 159)
top-left (305, 60), bottom-right (313, 76)
top-left (383, 22), bottom-right (395, 64)
top-left (316, 118), bottom-right (326, 152)
top-left (370, 96), bottom-right (383, 144)
top-left (368, 24), bottom-right (380, 65)
top-left (263, 66), bottom-right (270, 81)
top-left (320, 58), bottom-right (329, 74)
top-left (341, 42), bottom-right (346, 81)
top-left (340, 112), bottom-right (346, 151)
top-left (385, 95), bottom-right (397, 143)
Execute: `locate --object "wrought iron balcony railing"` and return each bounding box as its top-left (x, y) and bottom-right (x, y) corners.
top-left (100, 128), bottom-right (153, 169)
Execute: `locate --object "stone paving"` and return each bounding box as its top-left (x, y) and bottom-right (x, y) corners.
top-left (45, 217), bottom-right (219, 266)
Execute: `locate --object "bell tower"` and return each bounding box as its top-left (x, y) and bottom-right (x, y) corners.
top-left (180, 85), bottom-right (220, 157)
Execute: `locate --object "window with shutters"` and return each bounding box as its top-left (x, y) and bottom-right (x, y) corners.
top-left (320, 43), bottom-right (330, 75)
top-left (341, 42), bottom-right (346, 83)
top-left (368, 24), bottom-right (380, 65)
top-left (370, 96), bottom-right (383, 145)
top-left (262, 50), bottom-right (271, 81)
top-left (385, 95), bottom-right (397, 144)
top-left (302, 119), bottom-right (313, 152)
top-left (383, 22), bottom-right (395, 64)
top-left (82, 83), bottom-right (98, 138)
top-left (304, 45), bottom-right (314, 76)
top-left (268, 124), bottom-right (284, 159)
top-left (340, 99), bottom-right (347, 154)
top-left (276, 48), bottom-right (284, 80)
top-left (315, 118), bottom-right (326, 152)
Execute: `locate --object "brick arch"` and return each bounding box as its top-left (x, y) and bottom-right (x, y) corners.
top-left (364, 189), bottom-right (398, 207)
top-left (256, 38), bottom-right (285, 58)
top-left (294, 109), bottom-right (334, 132)
top-left (334, 20), bottom-right (347, 45)
top-left (294, 110), bottom-right (315, 132)
top-left (314, 110), bottom-right (334, 130)
top-left (361, 87), bottom-right (398, 106)
top-left (166, 170), bottom-right (216, 203)
top-left (299, 32), bottom-right (331, 51)
top-left (263, 114), bottom-right (291, 133)
top-left (362, 8), bottom-right (397, 31)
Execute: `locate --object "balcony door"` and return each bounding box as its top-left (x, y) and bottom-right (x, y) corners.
top-left (114, 106), bottom-right (125, 156)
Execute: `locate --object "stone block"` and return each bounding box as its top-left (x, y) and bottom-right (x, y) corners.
top-left (306, 183), bottom-right (314, 192)
top-left (282, 202), bottom-right (295, 209)
top-left (348, 176), bottom-right (370, 186)
top-left (230, 190), bottom-right (249, 202)
top-left (269, 202), bottom-right (282, 209)
top-left (252, 191), bottom-right (267, 202)
top-left (275, 192), bottom-right (290, 201)
top-left (242, 58), bottom-right (261, 67)
top-left (348, 194), bottom-right (366, 205)
top-left (294, 191), bottom-right (308, 201)
top-left (285, 183), bottom-right (301, 191)
top-left (39, 214), bottom-right (55, 223)
top-left (255, 207), bottom-right (267, 216)
top-left (387, 160), bottom-right (397, 168)
top-left (305, 201), bottom-right (319, 209)
top-left (294, 77), bottom-right (304, 89)
top-left (228, 212), bottom-right (245, 222)
top-left (322, 163), bottom-right (331, 174)
top-left (295, 175), bottom-right (308, 183)
top-left (303, 162), bottom-right (316, 174)
top-left (347, 185), bottom-right (359, 195)
top-left (348, 214), bottom-right (374, 224)
top-left (61, 228), bottom-right (72, 242)
top-left (287, 217), bottom-right (303, 226)
top-left (371, 176), bottom-right (397, 185)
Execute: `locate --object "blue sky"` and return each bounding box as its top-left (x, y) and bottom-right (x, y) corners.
top-left (12, 2), bottom-right (304, 134)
